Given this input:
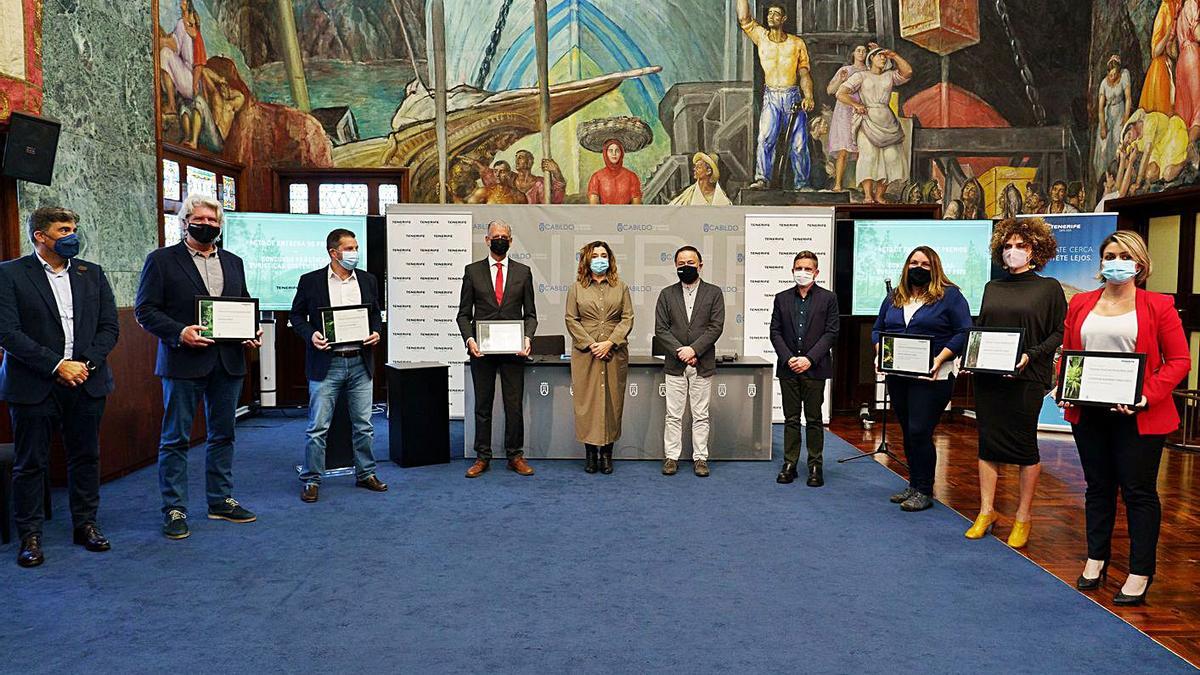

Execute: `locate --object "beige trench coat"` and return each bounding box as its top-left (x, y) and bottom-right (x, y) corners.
top-left (564, 279), bottom-right (635, 444)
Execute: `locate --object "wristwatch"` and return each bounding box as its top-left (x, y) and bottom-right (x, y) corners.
top-left (83, 360), bottom-right (98, 372)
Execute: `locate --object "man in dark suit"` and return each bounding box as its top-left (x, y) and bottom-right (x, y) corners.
top-left (134, 195), bottom-right (261, 540)
top-left (769, 250), bottom-right (839, 487)
top-left (0, 207), bottom-right (119, 567)
top-left (455, 220), bottom-right (537, 478)
top-left (289, 228), bottom-right (387, 503)
top-left (655, 246), bottom-right (725, 477)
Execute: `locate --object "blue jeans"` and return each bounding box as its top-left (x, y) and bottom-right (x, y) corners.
top-left (300, 357), bottom-right (377, 485)
top-left (756, 86), bottom-right (811, 188)
top-left (158, 369), bottom-right (243, 516)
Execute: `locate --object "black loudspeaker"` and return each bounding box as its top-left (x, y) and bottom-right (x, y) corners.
top-left (1, 112), bottom-right (61, 186)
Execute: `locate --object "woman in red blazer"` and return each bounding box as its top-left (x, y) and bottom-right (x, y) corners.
top-left (1060, 230), bottom-right (1190, 606)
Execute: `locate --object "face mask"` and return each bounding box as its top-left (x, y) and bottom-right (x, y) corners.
top-left (677, 265), bottom-right (699, 284)
top-left (489, 237), bottom-right (510, 256)
top-left (794, 270), bottom-right (814, 287)
top-left (589, 258), bottom-right (609, 275)
top-left (1002, 248), bottom-right (1030, 270)
top-left (187, 222), bottom-right (221, 244)
top-left (50, 233), bottom-right (81, 259)
top-left (907, 266), bottom-right (931, 287)
top-left (1101, 259), bottom-right (1137, 284)
top-left (338, 250), bottom-right (359, 271)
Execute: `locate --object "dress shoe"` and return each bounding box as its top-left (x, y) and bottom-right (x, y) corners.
top-left (1007, 520), bottom-right (1032, 548)
top-left (507, 456), bottom-right (535, 476)
top-left (662, 458), bottom-right (678, 475)
top-left (964, 512), bottom-right (998, 539)
top-left (356, 475), bottom-right (389, 492)
top-left (776, 462), bottom-right (797, 484)
top-left (301, 483), bottom-right (319, 503)
top-left (890, 486), bottom-right (918, 504)
top-left (465, 459), bottom-right (490, 478)
top-left (17, 534), bottom-right (44, 568)
top-left (694, 459), bottom-right (710, 477)
top-left (806, 465), bottom-right (824, 487)
top-left (163, 510), bottom-right (190, 540)
top-left (73, 524), bottom-right (111, 552)
top-left (599, 447), bottom-right (613, 475)
top-left (1113, 575), bottom-right (1154, 606)
top-left (585, 447), bottom-right (598, 474)
top-left (207, 498), bottom-right (257, 523)
top-left (1076, 560), bottom-right (1110, 591)
top-left (900, 491), bottom-right (933, 511)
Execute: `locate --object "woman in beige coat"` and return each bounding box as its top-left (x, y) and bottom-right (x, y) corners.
top-left (565, 241), bottom-right (634, 474)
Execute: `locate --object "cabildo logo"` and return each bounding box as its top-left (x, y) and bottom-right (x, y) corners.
top-left (736, 313), bottom-right (744, 325)
top-left (538, 283), bottom-right (572, 294)
top-left (737, 252), bottom-right (745, 263)
top-left (703, 223), bottom-right (739, 232)
top-left (628, 285), bottom-right (652, 293)
top-left (720, 285), bottom-right (737, 293)
top-left (539, 222), bottom-right (575, 232)
top-left (616, 222), bottom-right (653, 232)
top-left (509, 252), bottom-right (532, 260)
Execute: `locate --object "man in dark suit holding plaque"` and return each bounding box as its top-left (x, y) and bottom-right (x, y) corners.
top-left (0, 207), bottom-right (120, 567)
top-left (769, 251), bottom-right (839, 487)
top-left (135, 194), bottom-right (260, 540)
top-left (456, 220), bottom-right (537, 478)
top-left (289, 228), bottom-right (387, 503)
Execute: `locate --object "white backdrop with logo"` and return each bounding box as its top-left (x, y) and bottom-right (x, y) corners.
top-left (743, 211), bottom-right (836, 423)
top-left (385, 211), bottom-right (472, 416)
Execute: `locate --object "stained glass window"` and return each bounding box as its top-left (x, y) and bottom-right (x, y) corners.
top-left (163, 212), bottom-right (183, 247)
top-left (186, 166), bottom-right (217, 199)
top-left (318, 183), bottom-right (369, 215)
top-left (162, 159), bottom-right (181, 201)
top-left (289, 184), bottom-right (310, 214)
top-left (221, 175), bottom-right (237, 211)
top-left (378, 184), bottom-right (399, 214)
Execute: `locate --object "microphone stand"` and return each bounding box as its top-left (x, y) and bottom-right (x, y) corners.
top-left (839, 277), bottom-right (907, 468)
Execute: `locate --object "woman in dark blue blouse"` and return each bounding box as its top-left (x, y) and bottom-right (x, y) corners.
top-left (871, 246), bottom-right (972, 511)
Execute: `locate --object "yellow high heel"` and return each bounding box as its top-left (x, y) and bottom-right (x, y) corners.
top-left (964, 512), bottom-right (998, 539)
top-left (1007, 520), bottom-right (1032, 548)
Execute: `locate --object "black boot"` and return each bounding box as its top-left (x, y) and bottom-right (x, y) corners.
top-left (585, 445), bottom-right (599, 473)
top-left (600, 444), bottom-right (614, 474)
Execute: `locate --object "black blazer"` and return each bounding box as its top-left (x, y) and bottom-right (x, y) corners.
top-left (654, 280), bottom-right (726, 377)
top-left (0, 255), bottom-right (119, 404)
top-left (455, 257), bottom-right (538, 344)
top-left (134, 242), bottom-right (250, 379)
top-left (769, 284), bottom-right (839, 380)
top-left (289, 267), bottom-right (383, 381)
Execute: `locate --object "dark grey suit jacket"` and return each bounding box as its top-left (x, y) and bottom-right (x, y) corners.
top-left (455, 257), bottom-right (538, 343)
top-left (654, 280), bottom-right (725, 377)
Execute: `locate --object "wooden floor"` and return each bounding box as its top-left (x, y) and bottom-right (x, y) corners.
top-left (828, 413), bottom-right (1200, 667)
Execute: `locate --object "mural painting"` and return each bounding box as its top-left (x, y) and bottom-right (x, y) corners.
top-left (153, 1), bottom-right (1194, 216)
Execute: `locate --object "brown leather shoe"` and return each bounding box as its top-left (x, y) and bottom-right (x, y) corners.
top-left (355, 475), bottom-right (389, 492)
top-left (301, 483), bottom-right (319, 503)
top-left (465, 459), bottom-right (490, 478)
top-left (507, 456), bottom-right (535, 476)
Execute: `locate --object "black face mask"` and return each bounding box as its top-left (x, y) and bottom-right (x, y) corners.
top-left (676, 265), bottom-right (699, 284)
top-left (907, 266), bottom-right (931, 287)
top-left (489, 238), bottom-right (510, 256)
top-left (187, 223), bottom-right (221, 244)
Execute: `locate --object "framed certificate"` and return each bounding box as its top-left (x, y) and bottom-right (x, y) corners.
top-left (196, 296), bottom-right (259, 341)
top-left (1057, 350), bottom-right (1147, 407)
top-left (879, 332), bottom-right (934, 377)
top-left (318, 305), bottom-right (371, 346)
top-left (476, 320), bottom-right (525, 354)
top-left (962, 327), bottom-right (1025, 375)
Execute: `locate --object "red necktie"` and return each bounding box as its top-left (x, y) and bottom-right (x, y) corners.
top-left (494, 262), bottom-right (504, 305)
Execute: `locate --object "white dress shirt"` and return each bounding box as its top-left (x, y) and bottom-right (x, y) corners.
top-left (682, 279), bottom-right (700, 322)
top-left (36, 251), bottom-right (74, 374)
top-left (327, 265), bottom-right (363, 353)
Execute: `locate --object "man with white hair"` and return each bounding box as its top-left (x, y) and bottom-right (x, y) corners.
top-left (135, 194), bottom-right (261, 540)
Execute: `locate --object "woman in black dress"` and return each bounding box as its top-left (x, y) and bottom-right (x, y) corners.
top-left (965, 217), bottom-right (1066, 547)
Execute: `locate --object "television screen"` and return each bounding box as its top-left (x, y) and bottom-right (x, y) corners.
top-left (222, 212), bottom-right (368, 311)
top-left (851, 219), bottom-right (993, 315)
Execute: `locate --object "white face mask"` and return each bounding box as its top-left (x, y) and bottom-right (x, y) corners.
top-left (794, 270), bottom-right (815, 287)
top-left (1002, 248), bottom-right (1030, 270)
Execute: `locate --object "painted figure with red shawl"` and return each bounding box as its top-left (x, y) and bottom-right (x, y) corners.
top-left (579, 116), bottom-right (652, 205)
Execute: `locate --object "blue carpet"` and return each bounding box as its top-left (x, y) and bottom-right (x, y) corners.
top-left (2, 412), bottom-right (1192, 673)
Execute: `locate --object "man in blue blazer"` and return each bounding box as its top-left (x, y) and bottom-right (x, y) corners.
top-left (134, 195), bottom-right (260, 540)
top-left (289, 228), bottom-right (386, 503)
top-left (0, 207), bottom-right (119, 567)
top-left (769, 251), bottom-right (839, 487)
